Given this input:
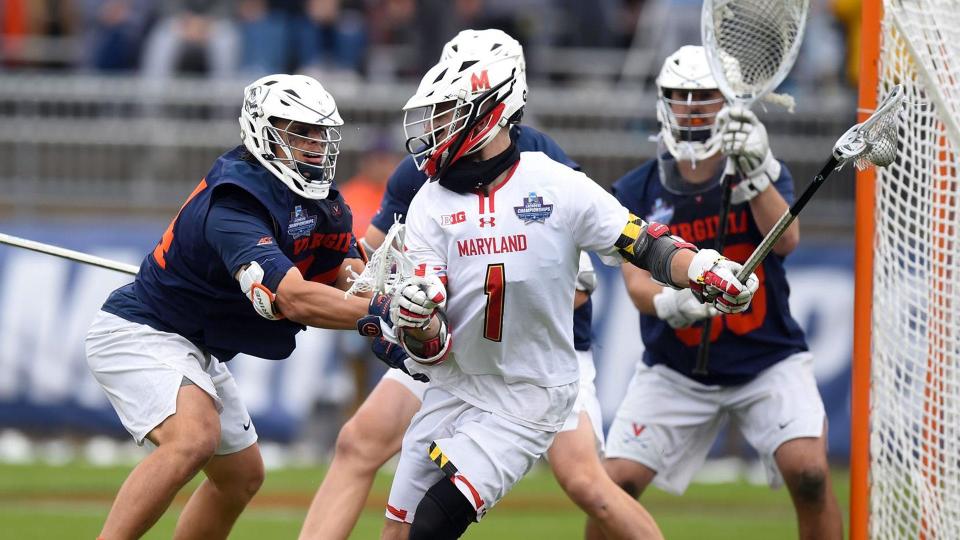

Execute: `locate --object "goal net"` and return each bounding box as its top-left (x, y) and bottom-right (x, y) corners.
top-left (863, 1), bottom-right (960, 538)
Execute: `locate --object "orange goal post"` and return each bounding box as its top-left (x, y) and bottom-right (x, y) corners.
top-left (853, 1), bottom-right (960, 539)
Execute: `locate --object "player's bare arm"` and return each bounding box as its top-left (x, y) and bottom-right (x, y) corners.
top-left (747, 186), bottom-right (799, 255)
top-left (621, 265), bottom-right (661, 314)
top-left (361, 224), bottom-right (387, 252)
top-left (273, 266), bottom-right (369, 329)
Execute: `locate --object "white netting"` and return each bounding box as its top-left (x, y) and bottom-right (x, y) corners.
top-left (345, 220), bottom-right (414, 297)
top-left (871, 1), bottom-right (960, 538)
top-left (834, 84), bottom-right (903, 171)
top-left (702, 0), bottom-right (808, 106)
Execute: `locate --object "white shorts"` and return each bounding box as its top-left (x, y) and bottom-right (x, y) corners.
top-left (381, 349), bottom-right (604, 451)
top-left (605, 352), bottom-right (825, 495)
top-left (559, 349), bottom-right (604, 452)
top-left (85, 310), bottom-right (258, 455)
top-left (381, 366), bottom-right (430, 401)
top-left (385, 387), bottom-right (557, 523)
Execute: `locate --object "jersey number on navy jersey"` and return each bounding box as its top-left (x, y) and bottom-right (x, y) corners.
top-left (483, 263), bottom-right (505, 342)
top-left (153, 179), bottom-right (209, 270)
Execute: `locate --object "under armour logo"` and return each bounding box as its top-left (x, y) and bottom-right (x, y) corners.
top-left (479, 217), bottom-right (496, 228)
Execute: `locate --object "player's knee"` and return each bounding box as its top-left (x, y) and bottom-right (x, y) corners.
top-left (167, 433), bottom-right (219, 476)
top-left (616, 477), bottom-right (645, 499)
top-left (786, 466), bottom-right (828, 506)
top-left (604, 460), bottom-right (652, 499)
top-left (236, 457), bottom-right (265, 500)
top-left (333, 418), bottom-right (393, 473)
top-left (409, 478), bottom-right (477, 540)
top-left (558, 471), bottom-right (606, 514)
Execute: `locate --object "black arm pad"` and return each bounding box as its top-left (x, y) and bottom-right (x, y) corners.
top-left (615, 218), bottom-right (696, 287)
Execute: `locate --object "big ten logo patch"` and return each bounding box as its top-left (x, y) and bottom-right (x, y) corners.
top-left (471, 70), bottom-right (490, 92)
top-left (293, 232), bottom-right (352, 255)
top-left (441, 211), bottom-right (466, 226)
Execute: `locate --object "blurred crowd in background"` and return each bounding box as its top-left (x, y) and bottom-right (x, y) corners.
top-left (2, 0), bottom-right (863, 87)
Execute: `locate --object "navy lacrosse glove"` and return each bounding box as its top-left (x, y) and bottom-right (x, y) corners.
top-left (371, 337), bottom-right (429, 383)
top-left (357, 293), bottom-right (394, 339)
top-left (357, 294), bottom-right (429, 382)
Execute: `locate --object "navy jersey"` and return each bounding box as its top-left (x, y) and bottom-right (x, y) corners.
top-left (612, 159), bottom-right (808, 385)
top-left (369, 125), bottom-right (594, 351)
top-left (102, 146), bottom-right (361, 361)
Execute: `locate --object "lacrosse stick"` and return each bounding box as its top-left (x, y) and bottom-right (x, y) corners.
top-left (695, 0), bottom-right (810, 375)
top-left (0, 232), bottom-right (138, 275)
top-left (345, 219), bottom-right (414, 298)
top-left (735, 84), bottom-right (905, 283)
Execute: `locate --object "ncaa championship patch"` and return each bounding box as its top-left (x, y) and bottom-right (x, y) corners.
top-left (514, 192), bottom-right (553, 224)
top-left (288, 205), bottom-right (318, 239)
top-left (647, 197), bottom-right (674, 224)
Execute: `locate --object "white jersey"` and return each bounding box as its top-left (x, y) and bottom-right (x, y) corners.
top-left (403, 151), bottom-right (630, 429)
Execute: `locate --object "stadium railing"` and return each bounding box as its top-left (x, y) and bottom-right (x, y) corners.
top-left (0, 74), bottom-right (856, 234)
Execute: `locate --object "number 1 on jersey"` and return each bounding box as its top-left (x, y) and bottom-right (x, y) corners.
top-left (483, 263), bottom-right (505, 342)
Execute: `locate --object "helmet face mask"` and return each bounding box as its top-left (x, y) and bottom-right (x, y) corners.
top-left (404, 74), bottom-right (513, 178)
top-left (656, 46), bottom-right (725, 165)
top-left (657, 88), bottom-right (725, 162)
top-left (264, 118), bottom-right (342, 187)
top-left (403, 28), bottom-right (527, 180)
top-left (239, 74), bottom-right (344, 200)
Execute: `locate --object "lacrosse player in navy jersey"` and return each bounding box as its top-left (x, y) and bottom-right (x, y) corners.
top-left (299, 29), bottom-right (658, 540)
top-left (84, 74), bottom-right (376, 540)
top-left (585, 46), bottom-right (842, 540)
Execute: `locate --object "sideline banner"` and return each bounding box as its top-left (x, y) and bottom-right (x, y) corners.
top-left (0, 220), bottom-right (854, 458)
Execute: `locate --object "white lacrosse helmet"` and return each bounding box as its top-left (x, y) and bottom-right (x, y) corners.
top-left (239, 74), bottom-right (344, 200)
top-left (403, 30), bottom-right (527, 178)
top-left (440, 28), bottom-right (525, 64)
top-left (656, 45), bottom-right (724, 164)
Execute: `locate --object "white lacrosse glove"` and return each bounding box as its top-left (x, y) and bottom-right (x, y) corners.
top-left (687, 249), bottom-right (760, 314)
top-left (576, 251), bottom-right (597, 294)
top-left (716, 105), bottom-right (782, 204)
top-left (653, 288), bottom-right (718, 329)
top-left (390, 275), bottom-right (447, 328)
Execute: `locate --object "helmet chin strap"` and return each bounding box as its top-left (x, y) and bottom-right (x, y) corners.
top-left (437, 140), bottom-right (520, 194)
top-left (296, 161), bottom-right (325, 181)
top-left (675, 142), bottom-right (700, 169)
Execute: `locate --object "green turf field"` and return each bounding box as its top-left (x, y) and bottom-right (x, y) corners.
top-left (0, 461), bottom-right (849, 539)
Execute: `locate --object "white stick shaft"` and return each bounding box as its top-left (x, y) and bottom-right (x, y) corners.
top-left (0, 232), bottom-right (139, 275)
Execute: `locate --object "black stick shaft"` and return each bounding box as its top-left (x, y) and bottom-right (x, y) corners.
top-left (693, 161), bottom-right (736, 376)
top-left (736, 155), bottom-right (840, 282)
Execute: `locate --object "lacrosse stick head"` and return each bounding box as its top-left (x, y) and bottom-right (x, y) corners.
top-left (701, 0), bottom-right (809, 108)
top-left (833, 84), bottom-right (905, 170)
top-left (345, 220), bottom-right (415, 297)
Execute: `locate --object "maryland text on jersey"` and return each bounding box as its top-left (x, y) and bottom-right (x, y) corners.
top-left (456, 234), bottom-right (528, 257)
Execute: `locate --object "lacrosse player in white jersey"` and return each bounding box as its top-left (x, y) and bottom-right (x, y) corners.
top-left (300, 30), bottom-right (663, 540)
top-left (359, 37), bottom-right (761, 540)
